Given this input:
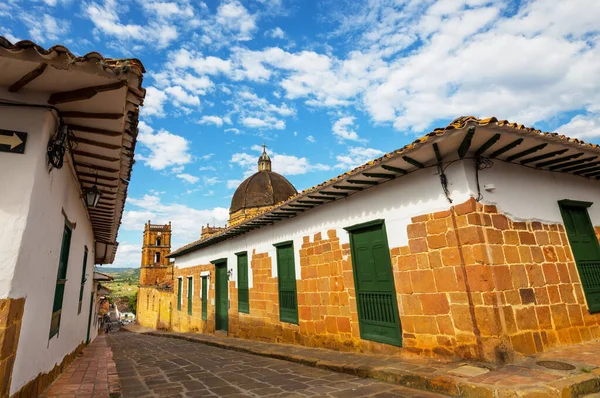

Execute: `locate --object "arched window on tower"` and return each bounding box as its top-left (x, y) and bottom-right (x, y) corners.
top-left (156, 236), bottom-right (161, 246)
top-left (155, 252), bottom-right (161, 264)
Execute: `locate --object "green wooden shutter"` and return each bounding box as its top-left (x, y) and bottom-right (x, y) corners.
top-left (275, 242), bottom-right (298, 324)
top-left (559, 201), bottom-right (600, 313)
top-left (187, 277), bottom-right (193, 315)
top-left (50, 223), bottom-right (72, 338)
top-left (177, 278), bottom-right (182, 311)
top-left (78, 248), bottom-right (88, 315)
top-left (201, 276), bottom-right (208, 320)
top-left (237, 252), bottom-right (249, 313)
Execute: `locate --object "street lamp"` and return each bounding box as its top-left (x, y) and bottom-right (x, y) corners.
top-left (83, 169), bottom-right (103, 207)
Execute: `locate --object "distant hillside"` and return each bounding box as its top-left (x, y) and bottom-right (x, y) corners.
top-left (95, 267), bottom-right (140, 277)
top-left (95, 267), bottom-right (139, 313)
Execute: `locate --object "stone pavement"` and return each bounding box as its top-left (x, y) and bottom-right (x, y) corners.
top-left (107, 332), bottom-right (445, 397)
top-left (124, 325), bottom-right (600, 397)
top-left (41, 335), bottom-right (120, 398)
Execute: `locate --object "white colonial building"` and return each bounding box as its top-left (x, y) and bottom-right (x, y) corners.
top-left (0, 37), bottom-right (145, 396)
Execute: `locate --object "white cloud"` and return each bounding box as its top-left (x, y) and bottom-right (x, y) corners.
top-left (117, 194), bottom-right (230, 266)
top-left (0, 29), bottom-right (19, 43)
top-left (306, 135), bottom-right (316, 143)
top-left (176, 173), bottom-right (200, 184)
top-left (216, 0), bottom-right (257, 41)
top-left (201, 153), bottom-right (214, 160)
top-left (204, 190), bottom-right (215, 196)
top-left (227, 179), bottom-right (242, 189)
top-left (165, 86), bottom-right (200, 108)
top-left (85, 0), bottom-right (180, 48)
top-left (241, 116), bottom-right (285, 130)
top-left (136, 121), bottom-right (192, 170)
top-left (140, 86), bottom-right (168, 118)
top-left (112, 243), bottom-right (142, 268)
top-left (203, 176), bottom-right (219, 185)
top-left (556, 114), bottom-right (600, 141)
top-left (231, 146), bottom-right (330, 177)
top-left (265, 27), bottom-right (285, 39)
top-left (333, 116), bottom-right (361, 141)
top-left (142, 1), bottom-right (194, 19)
top-left (225, 128), bottom-right (241, 134)
top-left (335, 147), bottom-right (384, 170)
top-left (199, 116), bottom-right (224, 127)
top-left (20, 13), bottom-right (69, 43)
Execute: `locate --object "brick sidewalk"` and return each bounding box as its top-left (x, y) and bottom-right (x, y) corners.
top-left (40, 335), bottom-right (120, 398)
top-left (124, 325), bottom-right (600, 397)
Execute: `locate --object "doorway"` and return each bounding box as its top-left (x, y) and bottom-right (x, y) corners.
top-left (345, 220), bottom-right (402, 347)
top-left (215, 262), bottom-right (229, 332)
top-left (559, 200), bottom-right (600, 313)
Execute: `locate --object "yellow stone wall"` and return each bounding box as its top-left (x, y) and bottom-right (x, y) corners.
top-left (169, 198), bottom-right (600, 363)
top-left (136, 287), bottom-right (173, 330)
top-left (0, 298), bottom-right (24, 398)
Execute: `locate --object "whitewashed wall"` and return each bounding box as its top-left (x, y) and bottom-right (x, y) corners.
top-left (176, 163), bottom-right (473, 286)
top-left (464, 159), bottom-right (600, 226)
top-left (0, 103), bottom-right (98, 395)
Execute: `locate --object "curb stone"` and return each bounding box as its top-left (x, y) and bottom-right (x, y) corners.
top-left (139, 331), bottom-right (600, 398)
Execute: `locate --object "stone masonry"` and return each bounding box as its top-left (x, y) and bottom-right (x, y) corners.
top-left (169, 197), bottom-right (600, 363)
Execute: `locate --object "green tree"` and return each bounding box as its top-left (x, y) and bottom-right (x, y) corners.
top-left (128, 291), bottom-right (137, 313)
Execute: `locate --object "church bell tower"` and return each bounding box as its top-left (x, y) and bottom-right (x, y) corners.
top-left (139, 221), bottom-right (172, 286)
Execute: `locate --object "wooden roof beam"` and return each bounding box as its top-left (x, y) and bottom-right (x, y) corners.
top-left (363, 172), bottom-right (396, 179)
top-left (333, 185), bottom-right (362, 191)
top-left (490, 138), bottom-right (523, 158)
top-left (347, 179), bottom-right (378, 185)
top-left (48, 80), bottom-right (127, 105)
top-left (69, 125), bottom-right (122, 137)
top-left (9, 63), bottom-right (48, 92)
top-left (62, 111), bottom-right (124, 120)
top-left (80, 179), bottom-right (118, 189)
top-left (381, 165), bottom-right (407, 174)
top-left (506, 143), bottom-right (548, 162)
top-left (73, 149), bottom-right (120, 163)
top-left (562, 160), bottom-right (600, 173)
top-left (71, 136), bottom-right (122, 150)
top-left (319, 191), bottom-right (348, 197)
top-left (520, 149), bottom-right (568, 165)
top-left (78, 172), bottom-right (119, 182)
top-left (307, 195), bottom-right (336, 201)
top-left (402, 156), bottom-right (425, 168)
top-left (76, 163), bottom-right (120, 173)
top-left (297, 200), bottom-right (323, 204)
top-left (474, 133), bottom-right (501, 157)
top-left (458, 126), bottom-right (476, 158)
top-left (536, 153), bottom-right (583, 168)
top-left (549, 156), bottom-right (598, 171)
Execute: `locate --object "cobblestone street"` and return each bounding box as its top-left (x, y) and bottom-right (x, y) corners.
top-left (107, 332), bottom-right (445, 397)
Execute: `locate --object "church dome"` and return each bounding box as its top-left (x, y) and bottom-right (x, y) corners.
top-left (229, 145), bottom-right (297, 214)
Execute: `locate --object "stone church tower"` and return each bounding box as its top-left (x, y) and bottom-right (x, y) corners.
top-left (137, 221), bottom-right (175, 329)
top-left (139, 221), bottom-right (172, 286)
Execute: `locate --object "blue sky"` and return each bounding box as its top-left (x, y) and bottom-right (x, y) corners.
top-left (2, 0), bottom-right (599, 267)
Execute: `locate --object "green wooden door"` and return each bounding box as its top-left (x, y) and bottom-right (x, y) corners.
top-left (201, 276), bottom-right (208, 320)
top-left (237, 253), bottom-right (249, 313)
top-left (275, 243), bottom-right (298, 324)
top-left (215, 264), bottom-right (229, 332)
top-left (177, 278), bottom-right (182, 311)
top-left (86, 292), bottom-right (94, 344)
top-left (347, 221), bottom-right (402, 347)
top-left (559, 201), bottom-right (600, 313)
top-left (187, 277), bottom-right (193, 315)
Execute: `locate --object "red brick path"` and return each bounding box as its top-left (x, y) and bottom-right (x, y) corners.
top-left (41, 335), bottom-right (120, 398)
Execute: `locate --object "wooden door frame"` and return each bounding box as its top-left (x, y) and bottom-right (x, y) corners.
top-left (212, 259), bottom-right (229, 332)
top-left (344, 219), bottom-right (403, 347)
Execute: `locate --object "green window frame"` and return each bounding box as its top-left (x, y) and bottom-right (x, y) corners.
top-left (50, 222), bottom-right (72, 339)
top-left (78, 247), bottom-right (88, 315)
top-left (201, 276), bottom-right (208, 320)
top-left (274, 241), bottom-right (298, 324)
top-left (236, 251), bottom-right (249, 314)
top-left (187, 277), bottom-right (193, 315)
top-left (177, 277), bottom-right (183, 311)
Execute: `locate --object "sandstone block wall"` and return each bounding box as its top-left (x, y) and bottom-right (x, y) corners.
top-left (170, 198), bottom-right (600, 363)
top-left (137, 287), bottom-right (173, 330)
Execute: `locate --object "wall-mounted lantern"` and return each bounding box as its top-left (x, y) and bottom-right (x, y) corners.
top-left (84, 185), bottom-right (103, 207)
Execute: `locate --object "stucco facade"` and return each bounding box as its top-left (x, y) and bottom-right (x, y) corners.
top-left (168, 158), bottom-right (600, 363)
top-left (0, 106), bottom-right (99, 396)
top-left (0, 37), bottom-right (145, 396)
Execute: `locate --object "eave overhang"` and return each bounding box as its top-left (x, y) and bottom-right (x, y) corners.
top-left (169, 116), bottom-right (600, 259)
top-left (0, 37), bottom-right (146, 264)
